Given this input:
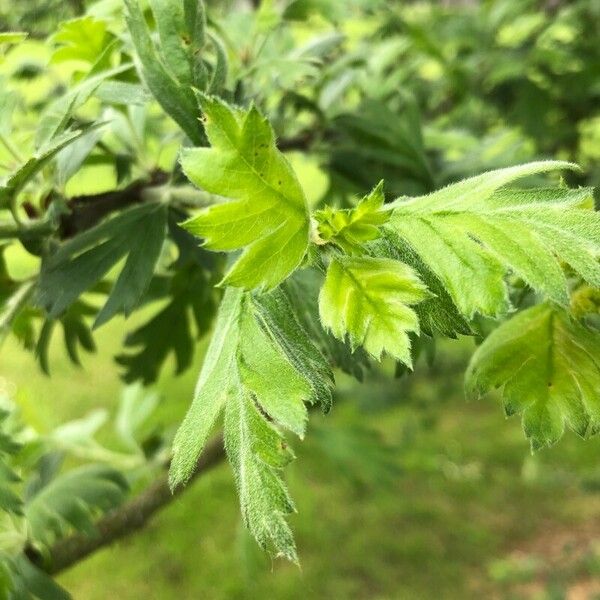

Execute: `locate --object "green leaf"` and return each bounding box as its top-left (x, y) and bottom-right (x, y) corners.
top-left (170, 287), bottom-right (332, 559)
top-left (388, 161), bottom-right (600, 317)
top-left (170, 288), bottom-right (243, 488)
top-left (4, 555), bottom-right (71, 600)
top-left (35, 301), bottom-right (97, 375)
top-left (25, 465), bottom-right (128, 546)
top-left (124, 0), bottom-right (205, 144)
top-left (370, 229), bottom-right (472, 338)
top-left (116, 266), bottom-right (215, 385)
top-left (466, 304), bottom-right (600, 450)
top-left (51, 17), bottom-right (110, 67)
top-left (38, 202), bottom-right (167, 326)
top-left (318, 256), bottom-right (429, 365)
top-left (36, 63), bottom-right (132, 148)
top-left (0, 130), bottom-right (92, 209)
top-left (0, 411), bottom-right (22, 516)
top-left (181, 94), bottom-right (310, 290)
top-left (314, 181), bottom-right (389, 254)
top-left (284, 269), bottom-right (371, 381)
top-left (224, 385), bottom-right (297, 562)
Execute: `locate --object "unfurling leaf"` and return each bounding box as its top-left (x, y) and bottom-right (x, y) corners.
top-left (388, 161), bottom-right (600, 318)
top-left (318, 255), bottom-right (429, 365)
top-left (170, 287), bottom-right (333, 559)
top-left (181, 94), bottom-right (310, 291)
top-left (314, 180), bottom-right (389, 253)
top-left (466, 304), bottom-right (600, 450)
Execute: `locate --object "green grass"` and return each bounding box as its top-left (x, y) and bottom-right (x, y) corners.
top-left (4, 326), bottom-right (600, 599)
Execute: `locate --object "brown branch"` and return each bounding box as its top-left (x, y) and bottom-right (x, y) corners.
top-left (58, 170), bottom-right (168, 238)
top-left (31, 435), bottom-right (225, 576)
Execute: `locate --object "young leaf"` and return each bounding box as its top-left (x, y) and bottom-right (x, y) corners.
top-left (370, 228), bottom-right (473, 338)
top-left (466, 304), bottom-right (600, 450)
top-left (284, 269), bottom-right (371, 381)
top-left (181, 94), bottom-right (310, 291)
top-left (314, 181), bottom-right (389, 254)
top-left (37, 202), bottom-right (167, 326)
top-left (387, 162), bottom-right (600, 317)
top-left (318, 256), bottom-right (429, 365)
top-left (170, 287), bottom-right (333, 558)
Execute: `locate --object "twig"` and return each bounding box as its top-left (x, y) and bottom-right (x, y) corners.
top-left (31, 435), bottom-right (225, 575)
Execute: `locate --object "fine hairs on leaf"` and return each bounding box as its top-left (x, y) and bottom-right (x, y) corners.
top-left (170, 288), bottom-right (333, 560)
top-left (3, 3), bottom-right (600, 577)
top-left (319, 255), bottom-right (429, 366)
top-left (466, 304), bottom-right (600, 450)
top-left (387, 161), bottom-right (600, 318)
top-left (174, 125), bottom-right (600, 558)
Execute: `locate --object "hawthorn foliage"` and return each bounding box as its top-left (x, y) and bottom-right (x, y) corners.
top-left (0, 0), bottom-right (599, 595)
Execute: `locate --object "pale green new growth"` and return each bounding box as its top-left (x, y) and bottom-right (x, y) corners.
top-left (388, 161), bottom-right (600, 317)
top-left (170, 288), bottom-right (332, 559)
top-left (181, 94), bottom-right (310, 291)
top-left (314, 181), bottom-right (389, 253)
top-left (319, 256), bottom-right (429, 365)
top-left (466, 304), bottom-right (600, 450)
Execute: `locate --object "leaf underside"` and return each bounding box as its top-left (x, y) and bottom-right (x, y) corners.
top-left (466, 304), bottom-right (600, 450)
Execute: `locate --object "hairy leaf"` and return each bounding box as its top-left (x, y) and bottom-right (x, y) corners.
top-left (370, 229), bottom-right (473, 338)
top-left (319, 256), bottom-right (429, 365)
top-left (284, 269), bottom-right (370, 380)
top-left (314, 181), bottom-right (389, 254)
top-left (388, 162), bottom-right (600, 317)
top-left (466, 304), bottom-right (600, 450)
top-left (170, 287), bottom-right (332, 558)
top-left (181, 94), bottom-right (310, 290)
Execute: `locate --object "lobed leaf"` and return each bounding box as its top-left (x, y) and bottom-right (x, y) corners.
top-left (388, 161), bottom-right (600, 317)
top-left (466, 304), bottom-right (600, 450)
top-left (314, 181), bottom-right (389, 254)
top-left (318, 255), bottom-right (429, 365)
top-left (38, 202), bottom-right (167, 327)
top-left (170, 287), bottom-right (333, 559)
top-left (181, 94), bottom-right (310, 291)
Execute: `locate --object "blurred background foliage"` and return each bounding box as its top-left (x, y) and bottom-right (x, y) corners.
top-left (1, 0), bottom-right (600, 597)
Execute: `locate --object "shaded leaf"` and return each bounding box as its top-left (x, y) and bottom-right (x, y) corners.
top-left (466, 304), bottom-right (600, 450)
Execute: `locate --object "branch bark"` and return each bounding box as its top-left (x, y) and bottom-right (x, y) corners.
top-left (58, 170), bottom-right (168, 238)
top-left (33, 435), bottom-right (225, 576)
